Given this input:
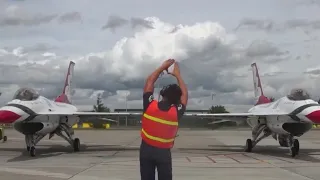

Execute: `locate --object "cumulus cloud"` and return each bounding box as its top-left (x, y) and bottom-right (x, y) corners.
top-left (0, 16), bottom-right (316, 111)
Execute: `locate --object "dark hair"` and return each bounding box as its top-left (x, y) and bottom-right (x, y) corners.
top-left (160, 84), bottom-right (182, 105)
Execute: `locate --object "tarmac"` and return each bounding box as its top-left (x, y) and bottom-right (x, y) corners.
top-left (1, 129), bottom-right (320, 180)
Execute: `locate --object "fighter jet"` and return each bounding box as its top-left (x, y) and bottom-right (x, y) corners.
top-left (0, 61), bottom-right (135, 157)
top-left (189, 63), bottom-right (320, 157)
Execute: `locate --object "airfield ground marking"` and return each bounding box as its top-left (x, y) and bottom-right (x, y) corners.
top-left (242, 153), bottom-right (267, 163)
top-left (274, 157), bottom-right (294, 163)
top-left (205, 156), bottom-right (216, 163)
top-left (184, 153), bottom-right (271, 164)
top-left (248, 153), bottom-right (293, 164)
top-left (223, 154), bottom-right (242, 163)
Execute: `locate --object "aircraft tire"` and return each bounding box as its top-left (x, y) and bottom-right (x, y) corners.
top-left (3, 136), bottom-right (7, 142)
top-left (293, 139), bottom-right (299, 154)
top-left (73, 138), bottom-right (80, 152)
top-left (30, 147), bottom-right (36, 157)
top-left (290, 146), bottom-right (297, 157)
top-left (245, 139), bottom-right (253, 152)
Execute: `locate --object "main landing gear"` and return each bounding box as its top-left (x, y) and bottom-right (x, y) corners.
top-left (245, 124), bottom-right (271, 153)
top-left (25, 123), bottom-right (81, 157)
top-left (288, 136), bottom-right (300, 157)
top-left (25, 134), bottom-right (46, 157)
top-left (244, 124), bottom-right (300, 157)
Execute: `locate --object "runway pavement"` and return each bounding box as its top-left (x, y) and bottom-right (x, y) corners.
top-left (1, 129), bottom-right (320, 180)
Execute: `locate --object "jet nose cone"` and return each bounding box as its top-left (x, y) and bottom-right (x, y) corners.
top-left (0, 110), bottom-right (21, 123)
top-left (306, 110), bottom-right (320, 124)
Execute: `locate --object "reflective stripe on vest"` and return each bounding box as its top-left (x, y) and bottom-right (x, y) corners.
top-left (143, 113), bottom-right (178, 126)
top-left (141, 128), bottom-right (174, 143)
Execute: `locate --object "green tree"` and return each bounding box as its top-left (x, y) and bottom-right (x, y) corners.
top-left (92, 93), bottom-right (110, 128)
top-left (93, 93), bottom-right (110, 112)
top-left (208, 105), bottom-right (229, 113)
top-left (207, 105), bottom-right (236, 128)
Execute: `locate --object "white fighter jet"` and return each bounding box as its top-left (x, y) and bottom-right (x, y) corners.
top-left (0, 61), bottom-right (138, 157)
top-left (192, 63), bottom-right (320, 157)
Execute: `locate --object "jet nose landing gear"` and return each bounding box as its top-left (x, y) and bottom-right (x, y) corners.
top-left (289, 138), bottom-right (300, 157)
top-left (245, 139), bottom-right (253, 152)
top-left (73, 138), bottom-right (80, 152)
top-left (0, 127), bottom-right (7, 142)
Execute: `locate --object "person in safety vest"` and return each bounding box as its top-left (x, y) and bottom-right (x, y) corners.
top-left (140, 59), bottom-right (188, 180)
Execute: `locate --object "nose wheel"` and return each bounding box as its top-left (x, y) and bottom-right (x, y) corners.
top-left (29, 147), bottom-right (36, 157)
top-left (290, 139), bottom-right (300, 157)
top-left (0, 128), bottom-right (7, 142)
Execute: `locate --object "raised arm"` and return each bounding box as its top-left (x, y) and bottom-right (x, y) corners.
top-left (176, 74), bottom-right (188, 106)
top-left (143, 59), bottom-right (175, 93)
top-left (171, 62), bottom-right (188, 106)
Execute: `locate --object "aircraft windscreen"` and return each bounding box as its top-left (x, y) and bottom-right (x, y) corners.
top-left (13, 88), bottom-right (40, 101)
top-left (287, 88), bottom-right (311, 101)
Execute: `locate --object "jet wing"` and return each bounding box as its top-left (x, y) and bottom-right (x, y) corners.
top-left (186, 112), bottom-right (289, 116)
top-left (73, 112), bottom-right (142, 122)
top-left (185, 112), bottom-right (288, 120)
top-left (73, 112), bottom-right (142, 116)
top-left (208, 119), bottom-right (235, 124)
top-left (39, 112), bottom-right (142, 116)
top-left (185, 112), bottom-right (253, 118)
top-left (37, 112), bottom-right (142, 122)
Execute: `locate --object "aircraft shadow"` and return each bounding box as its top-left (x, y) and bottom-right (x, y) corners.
top-left (1, 144), bottom-right (140, 162)
top-left (177, 145), bottom-right (320, 162)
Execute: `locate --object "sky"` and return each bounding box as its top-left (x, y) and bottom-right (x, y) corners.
top-left (1, 0), bottom-right (320, 112)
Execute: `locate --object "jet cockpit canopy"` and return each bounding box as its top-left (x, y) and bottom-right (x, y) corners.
top-left (287, 88), bottom-right (311, 101)
top-left (13, 87), bottom-right (40, 101)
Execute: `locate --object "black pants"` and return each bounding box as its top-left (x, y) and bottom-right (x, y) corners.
top-left (139, 140), bottom-right (172, 180)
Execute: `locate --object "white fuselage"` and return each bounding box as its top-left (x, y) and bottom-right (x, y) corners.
top-left (246, 96), bottom-right (318, 136)
top-left (2, 96), bottom-right (80, 135)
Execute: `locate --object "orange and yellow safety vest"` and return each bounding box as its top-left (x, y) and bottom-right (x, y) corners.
top-left (141, 100), bottom-right (178, 149)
